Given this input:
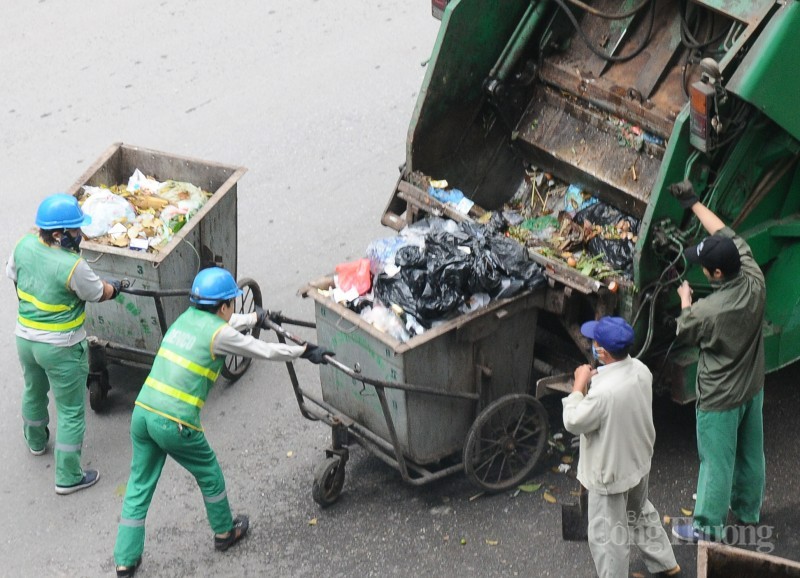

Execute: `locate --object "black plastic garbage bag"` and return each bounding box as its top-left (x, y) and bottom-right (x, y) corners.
top-left (587, 237), bottom-right (635, 277)
top-left (574, 201), bottom-right (640, 233)
top-left (374, 217), bottom-right (546, 325)
top-left (575, 201), bottom-right (639, 278)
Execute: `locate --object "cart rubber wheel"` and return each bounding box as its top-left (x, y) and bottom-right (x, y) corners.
top-left (463, 393), bottom-right (549, 493)
top-left (87, 374), bottom-right (108, 412)
top-left (312, 456), bottom-right (346, 507)
top-left (221, 277), bottom-right (262, 382)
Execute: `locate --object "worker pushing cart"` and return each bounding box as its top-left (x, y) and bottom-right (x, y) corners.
top-left (7, 194), bottom-right (122, 495)
top-left (113, 267), bottom-right (331, 577)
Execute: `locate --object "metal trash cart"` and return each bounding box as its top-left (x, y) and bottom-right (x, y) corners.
top-left (64, 143), bottom-right (260, 409)
top-left (271, 276), bottom-right (551, 507)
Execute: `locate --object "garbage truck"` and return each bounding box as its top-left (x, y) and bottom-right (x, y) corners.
top-left (380, 0), bottom-right (800, 404)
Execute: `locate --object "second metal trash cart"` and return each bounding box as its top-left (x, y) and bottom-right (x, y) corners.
top-left (275, 276), bottom-right (551, 506)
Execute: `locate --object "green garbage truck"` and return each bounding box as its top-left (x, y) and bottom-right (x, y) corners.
top-left (380, 0), bottom-right (800, 403)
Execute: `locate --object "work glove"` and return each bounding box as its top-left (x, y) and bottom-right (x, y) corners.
top-left (301, 342), bottom-right (334, 365)
top-left (668, 179), bottom-right (699, 209)
top-left (105, 279), bottom-right (123, 300)
top-left (255, 305), bottom-right (283, 328)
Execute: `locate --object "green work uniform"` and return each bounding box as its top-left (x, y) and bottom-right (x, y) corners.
top-left (114, 307), bottom-right (232, 567)
top-left (676, 226), bottom-right (766, 538)
top-left (13, 234), bottom-right (90, 486)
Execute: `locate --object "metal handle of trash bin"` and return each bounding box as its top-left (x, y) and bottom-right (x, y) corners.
top-left (263, 318), bottom-right (479, 401)
top-left (120, 287), bottom-right (190, 297)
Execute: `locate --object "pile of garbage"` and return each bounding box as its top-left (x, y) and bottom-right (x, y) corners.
top-left (77, 169), bottom-right (211, 252)
top-left (411, 170), bottom-right (640, 280)
top-left (319, 169), bottom-right (639, 342)
top-left (321, 217), bottom-right (547, 343)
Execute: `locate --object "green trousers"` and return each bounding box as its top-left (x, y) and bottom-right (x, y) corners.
top-left (17, 336), bottom-right (88, 486)
top-left (114, 406), bottom-right (234, 566)
top-left (694, 389), bottom-right (765, 538)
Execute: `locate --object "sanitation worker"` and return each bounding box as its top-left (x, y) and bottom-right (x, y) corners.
top-left (7, 193), bottom-right (122, 494)
top-left (563, 316), bottom-right (680, 578)
top-left (113, 266), bottom-right (331, 577)
top-left (669, 181), bottom-right (766, 543)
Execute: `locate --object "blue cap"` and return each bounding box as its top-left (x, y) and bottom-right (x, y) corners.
top-left (580, 316), bottom-right (635, 353)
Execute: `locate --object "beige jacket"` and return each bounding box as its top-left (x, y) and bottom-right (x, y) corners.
top-left (562, 356), bottom-right (655, 495)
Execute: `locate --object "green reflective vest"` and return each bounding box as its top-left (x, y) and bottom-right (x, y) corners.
top-left (13, 234), bottom-right (86, 332)
top-left (136, 307), bottom-right (227, 431)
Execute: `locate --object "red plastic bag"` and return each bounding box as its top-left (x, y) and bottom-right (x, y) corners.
top-left (335, 258), bottom-right (372, 295)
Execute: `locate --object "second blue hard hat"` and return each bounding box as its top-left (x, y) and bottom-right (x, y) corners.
top-left (190, 267), bottom-right (243, 305)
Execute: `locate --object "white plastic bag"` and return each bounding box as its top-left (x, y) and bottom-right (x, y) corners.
top-left (80, 187), bottom-right (137, 238)
top-left (127, 168), bottom-right (165, 194)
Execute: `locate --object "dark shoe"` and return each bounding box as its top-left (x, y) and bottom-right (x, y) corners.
top-left (656, 565), bottom-right (681, 577)
top-left (55, 469), bottom-right (100, 495)
top-left (214, 515), bottom-right (249, 551)
top-left (116, 558), bottom-right (141, 577)
top-left (671, 522), bottom-right (713, 543)
top-left (29, 426), bottom-right (50, 456)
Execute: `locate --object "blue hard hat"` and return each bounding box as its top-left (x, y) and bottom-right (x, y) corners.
top-left (35, 193), bottom-right (92, 230)
top-left (190, 267), bottom-right (242, 305)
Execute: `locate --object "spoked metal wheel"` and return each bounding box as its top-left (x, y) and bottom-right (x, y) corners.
top-left (221, 277), bottom-right (262, 382)
top-left (463, 393), bottom-right (549, 492)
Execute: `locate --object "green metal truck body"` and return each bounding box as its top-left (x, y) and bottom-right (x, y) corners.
top-left (382, 0), bottom-right (800, 403)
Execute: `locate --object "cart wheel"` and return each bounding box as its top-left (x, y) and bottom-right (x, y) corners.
top-left (312, 456), bottom-right (346, 507)
top-left (87, 372), bottom-right (109, 412)
top-left (463, 393), bottom-right (549, 492)
top-left (221, 277), bottom-right (262, 382)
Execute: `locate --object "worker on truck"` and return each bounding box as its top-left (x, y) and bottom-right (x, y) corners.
top-left (113, 266), bottom-right (331, 578)
top-left (7, 193), bottom-right (122, 494)
top-left (669, 181), bottom-right (766, 543)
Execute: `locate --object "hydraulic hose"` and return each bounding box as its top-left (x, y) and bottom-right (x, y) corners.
top-left (564, 0), bottom-right (652, 20)
top-left (552, 0), bottom-right (656, 63)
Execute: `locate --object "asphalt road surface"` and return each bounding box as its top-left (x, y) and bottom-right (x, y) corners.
top-left (1, 2), bottom-right (798, 577)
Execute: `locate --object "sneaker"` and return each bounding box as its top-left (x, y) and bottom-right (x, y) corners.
top-left (29, 427), bottom-right (50, 456)
top-left (55, 469), bottom-right (100, 495)
top-left (214, 515), bottom-right (249, 551)
top-left (671, 522), bottom-right (712, 543)
top-left (115, 558), bottom-right (141, 577)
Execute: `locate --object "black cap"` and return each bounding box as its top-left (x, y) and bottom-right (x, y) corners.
top-left (686, 234), bottom-right (741, 276)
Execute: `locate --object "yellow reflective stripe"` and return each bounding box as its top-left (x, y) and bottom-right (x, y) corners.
top-left (158, 347), bottom-right (220, 381)
top-left (18, 311), bottom-right (86, 331)
top-left (209, 326), bottom-right (225, 361)
top-left (144, 377), bottom-right (205, 409)
top-left (16, 288), bottom-right (72, 312)
top-left (134, 401), bottom-right (204, 432)
top-left (65, 259), bottom-right (82, 290)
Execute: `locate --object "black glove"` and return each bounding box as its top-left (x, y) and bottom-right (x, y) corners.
top-left (255, 306), bottom-right (283, 329)
top-left (106, 279), bottom-right (123, 300)
top-left (668, 179), bottom-right (699, 209)
top-left (301, 342), bottom-right (334, 365)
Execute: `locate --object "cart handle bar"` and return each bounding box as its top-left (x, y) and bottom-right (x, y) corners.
top-left (264, 318), bottom-right (479, 401)
top-left (120, 287), bottom-right (190, 298)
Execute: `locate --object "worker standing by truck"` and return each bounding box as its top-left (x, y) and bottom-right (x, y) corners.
top-left (7, 193), bottom-right (121, 494)
top-left (669, 181), bottom-right (766, 543)
top-left (113, 266), bottom-right (331, 577)
top-left (563, 316), bottom-right (680, 578)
